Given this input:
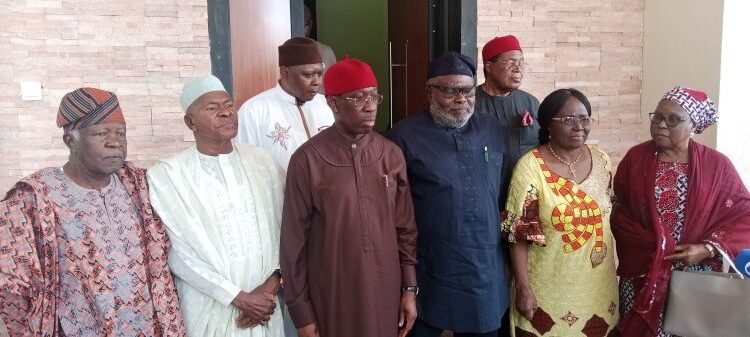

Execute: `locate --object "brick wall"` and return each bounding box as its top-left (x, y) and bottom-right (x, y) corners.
top-left (0, 1), bottom-right (646, 191)
top-left (0, 0), bottom-right (210, 191)
top-left (477, 0), bottom-right (644, 167)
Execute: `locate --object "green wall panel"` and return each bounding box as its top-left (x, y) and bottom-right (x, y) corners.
top-left (316, 0), bottom-right (391, 133)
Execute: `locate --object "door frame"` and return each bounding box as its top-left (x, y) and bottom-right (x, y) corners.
top-left (428, 0), bottom-right (478, 63)
top-left (206, 0), bottom-right (478, 102)
top-left (207, 0), bottom-right (233, 94)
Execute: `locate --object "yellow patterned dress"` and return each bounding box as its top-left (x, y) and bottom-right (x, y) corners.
top-left (502, 146), bottom-right (619, 337)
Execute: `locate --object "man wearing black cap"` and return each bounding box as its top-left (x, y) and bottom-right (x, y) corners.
top-left (387, 52), bottom-right (510, 337)
top-left (237, 37), bottom-right (334, 170)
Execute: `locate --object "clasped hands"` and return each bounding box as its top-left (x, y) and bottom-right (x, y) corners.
top-left (231, 279), bottom-right (280, 329)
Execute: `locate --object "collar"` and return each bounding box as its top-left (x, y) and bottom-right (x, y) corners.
top-left (274, 83), bottom-right (309, 106)
top-left (329, 125), bottom-right (373, 150)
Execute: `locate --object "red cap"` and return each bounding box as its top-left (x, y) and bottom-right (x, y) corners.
top-left (323, 57), bottom-right (378, 96)
top-left (482, 35), bottom-right (522, 63)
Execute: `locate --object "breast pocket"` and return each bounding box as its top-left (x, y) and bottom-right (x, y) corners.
top-left (381, 173), bottom-right (398, 217)
top-left (519, 123), bottom-right (540, 147)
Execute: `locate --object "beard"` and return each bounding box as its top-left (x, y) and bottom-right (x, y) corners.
top-left (429, 101), bottom-right (474, 128)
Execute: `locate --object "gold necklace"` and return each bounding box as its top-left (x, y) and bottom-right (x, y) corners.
top-left (548, 143), bottom-right (582, 180)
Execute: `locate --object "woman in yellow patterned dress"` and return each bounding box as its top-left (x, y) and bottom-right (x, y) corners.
top-left (502, 88), bottom-right (619, 337)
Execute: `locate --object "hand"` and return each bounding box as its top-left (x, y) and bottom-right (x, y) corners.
top-left (665, 244), bottom-right (713, 265)
top-left (298, 323), bottom-right (320, 337)
top-left (231, 289), bottom-right (276, 328)
top-left (515, 286), bottom-right (537, 321)
top-left (256, 275), bottom-right (282, 296)
top-left (398, 292), bottom-right (417, 337)
top-left (236, 309), bottom-right (269, 329)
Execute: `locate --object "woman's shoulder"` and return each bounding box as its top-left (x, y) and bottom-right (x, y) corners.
top-left (587, 144), bottom-right (609, 158)
top-left (586, 144), bottom-right (614, 175)
top-left (622, 140), bottom-right (655, 159)
top-left (513, 147), bottom-right (544, 174)
top-left (518, 147), bottom-right (540, 164)
top-left (588, 144), bottom-right (612, 164)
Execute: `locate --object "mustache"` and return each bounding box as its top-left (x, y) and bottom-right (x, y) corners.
top-left (448, 104), bottom-right (472, 113)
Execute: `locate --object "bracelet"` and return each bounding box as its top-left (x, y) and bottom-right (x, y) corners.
top-left (704, 243), bottom-right (717, 258)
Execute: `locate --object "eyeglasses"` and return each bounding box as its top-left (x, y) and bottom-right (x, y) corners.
top-left (342, 93), bottom-right (384, 107)
top-left (489, 59), bottom-right (527, 71)
top-left (428, 85), bottom-right (476, 99)
top-left (649, 113), bottom-right (688, 128)
top-left (551, 116), bottom-right (593, 126)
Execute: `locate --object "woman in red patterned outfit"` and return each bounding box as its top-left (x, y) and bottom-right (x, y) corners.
top-left (612, 86), bottom-right (750, 337)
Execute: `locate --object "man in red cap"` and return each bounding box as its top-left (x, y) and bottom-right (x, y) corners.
top-left (0, 88), bottom-right (185, 336)
top-left (477, 35), bottom-right (540, 170)
top-left (281, 57), bottom-right (418, 337)
top-left (237, 37), bottom-right (334, 171)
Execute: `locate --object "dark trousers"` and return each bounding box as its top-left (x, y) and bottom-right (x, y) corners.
top-left (497, 309), bottom-right (511, 337)
top-left (408, 317), bottom-right (498, 337)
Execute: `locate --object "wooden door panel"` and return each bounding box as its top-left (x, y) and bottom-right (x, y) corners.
top-left (389, 0), bottom-right (429, 126)
top-left (229, 0), bottom-right (290, 105)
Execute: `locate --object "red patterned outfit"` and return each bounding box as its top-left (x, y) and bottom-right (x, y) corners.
top-left (0, 163), bottom-right (185, 337)
top-left (612, 140), bottom-right (750, 337)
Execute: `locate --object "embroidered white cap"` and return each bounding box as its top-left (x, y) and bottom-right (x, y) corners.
top-left (180, 75), bottom-right (228, 112)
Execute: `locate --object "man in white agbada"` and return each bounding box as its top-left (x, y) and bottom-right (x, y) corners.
top-left (236, 37), bottom-right (334, 169)
top-left (148, 75), bottom-right (285, 337)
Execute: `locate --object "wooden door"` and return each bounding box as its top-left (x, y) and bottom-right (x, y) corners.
top-left (229, 0), bottom-right (291, 105)
top-left (388, 0), bottom-right (430, 127)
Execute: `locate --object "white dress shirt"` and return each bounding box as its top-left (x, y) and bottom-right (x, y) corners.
top-left (237, 84), bottom-right (334, 169)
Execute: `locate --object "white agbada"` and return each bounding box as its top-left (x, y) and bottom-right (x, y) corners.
top-left (237, 84), bottom-right (334, 169)
top-left (148, 143), bottom-right (285, 337)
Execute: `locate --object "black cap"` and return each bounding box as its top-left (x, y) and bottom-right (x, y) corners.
top-left (427, 52), bottom-right (476, 79)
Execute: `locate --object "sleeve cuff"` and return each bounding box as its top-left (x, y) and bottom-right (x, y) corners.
top-left (288, 300), bottom-right (317, 328)
top-left (212, 280), bottom-right (242, 306)
top-left (400, 265), bottom-right (417, 286)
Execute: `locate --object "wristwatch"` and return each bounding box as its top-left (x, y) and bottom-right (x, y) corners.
top-left (271, 269), bottom-right (282, 279)
top-left (401, 286), bottom-right (419, 296)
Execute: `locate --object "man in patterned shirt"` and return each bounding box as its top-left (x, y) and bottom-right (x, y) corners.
top-left (0, 88), bottom-right (186, 336)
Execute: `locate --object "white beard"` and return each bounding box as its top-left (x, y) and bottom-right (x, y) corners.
top-left (429, 101), bottom-right (474, 128)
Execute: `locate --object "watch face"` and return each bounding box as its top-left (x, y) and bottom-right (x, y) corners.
top-left (403, 286), bottom-right (419, 295)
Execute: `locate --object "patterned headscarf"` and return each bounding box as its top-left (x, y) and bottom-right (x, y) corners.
top-left (57, 88), bottom-right (125, 132)
top-left (661, 86), bottom-right (718, 134)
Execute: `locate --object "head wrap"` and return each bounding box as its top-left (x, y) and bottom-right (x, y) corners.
top-left (278, 37), bottom-right (323, 67)
top-left (323, 57), bottom-right (378, 96)
top-left (428, 52), bottom-right (476, 79)
top-left (180, 75), bottom-right (228, 112)
top-left (482, 35), bottom-right (522, 63)
top-left (661, 86), bottom-right (718, 134)
top-left (57, 88), bottom-right (125, 132)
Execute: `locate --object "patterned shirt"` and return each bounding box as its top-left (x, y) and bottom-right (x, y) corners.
top-left (0, 163), bottom-right (185, 337)
top-left (48, 168), bottom-right (157, 336)
top-left (619, 160), bottom-right (718, 337)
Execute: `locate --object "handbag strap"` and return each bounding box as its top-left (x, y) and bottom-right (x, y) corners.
top-left (717, 246), bottom-right (746, 279)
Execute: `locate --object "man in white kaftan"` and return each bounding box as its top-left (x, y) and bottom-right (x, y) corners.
top-left (149, 75), bottom-right (285, 337)
top-left (237, 37), bottom-right (333, 169)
